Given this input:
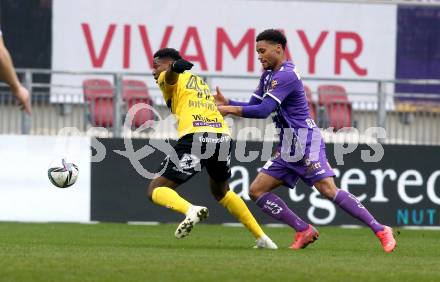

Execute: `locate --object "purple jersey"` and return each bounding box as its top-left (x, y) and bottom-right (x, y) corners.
top-left (254, 61), bottom-right (322, 161)
top-left (252, 61), bottom-right (335, 187)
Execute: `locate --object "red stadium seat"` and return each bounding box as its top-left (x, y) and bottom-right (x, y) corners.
top-left (122, 79), bottom-right (154, 128)
top-left (83, 79), bottom-right (114, 128)
top-left (317, 84), bottom-right (352, 130)
top-left (303, 85), bottom-right (316, 120)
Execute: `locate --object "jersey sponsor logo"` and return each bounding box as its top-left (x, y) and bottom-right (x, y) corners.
top-left (178, 153), bottom-right (200, 171)
top-left (198, 135), bottom-right (231, 143)
top-left (193, 121), bottom-right (222, 128)
top-left (188, 99), bottom-right (216, 111)
top-left (192, 114), bottom-right (222, 128)
top-left (306, 160), bottom-right (323, 174)
top-left (192, 114), bottom-right (219, 123)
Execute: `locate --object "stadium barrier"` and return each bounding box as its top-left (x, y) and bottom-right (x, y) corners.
top-left (0, 69), bottom-right (439, 145)
top-left (1, 134), bottom-right (439, 227)
top-left (91, 138), bottom-right (440, 227)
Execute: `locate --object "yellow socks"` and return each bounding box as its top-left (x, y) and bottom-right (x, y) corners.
top-left (151, 187), bottom-right (191, 214)
top-left (152, 187), bottom-right (266, 239)
top-left (219, 190), bottom-right (265, 239)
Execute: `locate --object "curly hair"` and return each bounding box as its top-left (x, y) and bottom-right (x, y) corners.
top-left (256, 29), bottom-right (287, 49)
top-left (153, 48), bottom-right (182, 61)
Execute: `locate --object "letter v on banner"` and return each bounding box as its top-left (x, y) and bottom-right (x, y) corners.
top-left (139, 25), bottom-right (173, 69)
top-left (81, 23), bottom-right (116, 68)
top-left (180, 27), bottom-right (208, 70)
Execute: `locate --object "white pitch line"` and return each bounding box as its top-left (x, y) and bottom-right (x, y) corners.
top-left (127, 221), bottom-right (160, 225)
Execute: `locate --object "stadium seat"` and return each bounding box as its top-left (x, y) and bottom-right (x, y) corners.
top-left (317, 85), bottom-right (352, 130)
top-left (122, 79), bottom-right (154, 129)
top-left (303, 85), bottom-right (316, 120)
top-left (83, 79), bottom-right (114, 128)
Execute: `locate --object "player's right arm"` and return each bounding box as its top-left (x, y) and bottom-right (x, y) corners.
top-left (215, 75), bottom-right (264, 107)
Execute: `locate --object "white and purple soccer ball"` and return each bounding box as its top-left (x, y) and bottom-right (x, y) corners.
top-left (47, 158), bottom-right (79, 188)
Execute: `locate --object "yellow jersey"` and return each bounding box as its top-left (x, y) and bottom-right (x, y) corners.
top-left (157, 71), bottom-right (230, 138)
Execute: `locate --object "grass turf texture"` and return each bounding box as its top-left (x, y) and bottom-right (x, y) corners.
top-left (0, 222), bottom-right (438, 282)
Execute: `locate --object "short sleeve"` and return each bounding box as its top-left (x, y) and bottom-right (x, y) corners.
top-left (158, 71), bottom-right (176, 104)
top-left (263, 71), bottom-right (298, 104)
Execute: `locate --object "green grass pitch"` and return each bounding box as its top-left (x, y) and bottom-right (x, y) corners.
top-left (0, 222), bottom-right (438, 282)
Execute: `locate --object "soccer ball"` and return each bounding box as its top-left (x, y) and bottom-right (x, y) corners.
top-left (47, 158), bottom-right (79, 188)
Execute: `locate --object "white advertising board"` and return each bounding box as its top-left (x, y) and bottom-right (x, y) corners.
top-left (52, 0), bottom-right (396, 101)
top-left (0, 135), bottom-right (91, 222)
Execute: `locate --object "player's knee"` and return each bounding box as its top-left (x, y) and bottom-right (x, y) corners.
top-left (212, 190), bottom-right (226, 201)
top-left (147, 181), bottom-right (158, 201)
top-left (248, 184), bottom-right (264, 201)
top-left (210, 181), bottom-right (229, 201)
top-left (314, 179), bottom-right (337, 199)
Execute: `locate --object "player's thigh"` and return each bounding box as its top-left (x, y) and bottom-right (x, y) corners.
top-left (149, 135), bottom-right (201, 195)
top-left (249, 172), bottom-right (284, 200)
top-left (205, 135), bottom-right (232, 199)
top-left (167, 135), bottom-right (203, 180)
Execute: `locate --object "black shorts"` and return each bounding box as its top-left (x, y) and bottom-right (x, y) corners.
top-left (159, 133), bottom-right (232, 184)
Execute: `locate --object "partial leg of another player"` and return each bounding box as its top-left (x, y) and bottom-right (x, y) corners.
top-left (209, 177), bottom-right (277, 249)
top-left (313, 176), bottom-right (397, 252)
top-left (249, 172), bottom-right (319, 250)
top-left (147, 176), bottom-right (208, 239)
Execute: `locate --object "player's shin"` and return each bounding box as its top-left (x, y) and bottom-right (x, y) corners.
top-left (151, 186), bottom-right (191, 214)
top-left (333, 189), bottom-right (384, 233)
top-left (219, 190), bottom-right (265, 239)
top-left (255, 192), bottom-right (309, 232)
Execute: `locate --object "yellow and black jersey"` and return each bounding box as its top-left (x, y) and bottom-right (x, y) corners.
top-left (157, 71), bottom-right (230, 138)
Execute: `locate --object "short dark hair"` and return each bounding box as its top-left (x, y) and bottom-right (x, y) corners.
top-left (256, 29), bottom-right (287, 49)
top-left (153, 48), bottom-right (182, 61)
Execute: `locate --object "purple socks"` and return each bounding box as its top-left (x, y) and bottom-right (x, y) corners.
top-left (255, 189), bottom-right (384, 234)
top-left (333, 189), bottom-right (384, 233)
top-left (256, 192), bottom-right (309, 232)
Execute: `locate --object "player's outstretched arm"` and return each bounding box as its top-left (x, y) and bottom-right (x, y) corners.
top-left (216, 86), bottom-right (263, 107)
top-left (218, 105), bottom-right (242, 117)
top-left (218, 97), bottom-right (277, 119)
top-left (0, 37), bottom-right (31, 114)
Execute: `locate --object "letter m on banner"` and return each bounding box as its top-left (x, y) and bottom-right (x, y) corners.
top-left (216, 28), bottom-right (255, 72)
